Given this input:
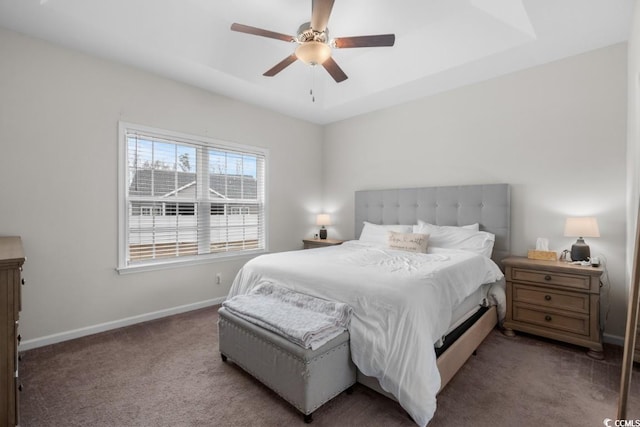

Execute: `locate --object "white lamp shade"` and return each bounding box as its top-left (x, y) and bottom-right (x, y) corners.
top-left (295, 41), bottom-right (331, 65)
top-left (316, 214), bottom-right (331, 226)
top-left (564, 217), bottom-right (600, 238)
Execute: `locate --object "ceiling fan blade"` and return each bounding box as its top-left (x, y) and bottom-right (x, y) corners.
top-left (322, 56), bottom-right (348, 83)
top-left (333, 34), bottom-right (396, 48)
top-left (230, 23), bottom-right (295, 43)
top-left (311, 0), bottom-right (335, 32)
top-left (263, 55), bottom-right (298, 77)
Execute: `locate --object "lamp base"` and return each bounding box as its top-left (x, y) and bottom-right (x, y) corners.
top-left (319, 228), bottom-right (327, 240)
top-left (570, 238), bottom-right (590, 262)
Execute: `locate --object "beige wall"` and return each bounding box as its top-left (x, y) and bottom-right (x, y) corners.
top-left (0, 28), bottom-right (323, 346)
top-left (0, 26), bottom-right (631, 345)
top-left (324, 44), bottom-right (628, 339)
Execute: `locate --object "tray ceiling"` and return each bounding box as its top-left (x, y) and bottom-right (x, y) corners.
top-left (0, 0), bottom-right (633, 124)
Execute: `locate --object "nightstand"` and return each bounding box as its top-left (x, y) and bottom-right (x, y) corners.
top-left (502, 256), bottom-right (604, 359)
top-left (302, 238), bottom-right (344, 249)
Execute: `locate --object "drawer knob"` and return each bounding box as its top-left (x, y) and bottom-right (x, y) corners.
top-left (18, 384), bottom-right (23, 392)
top-left (544, 275), bottom-right (552, 281)
top-left (544, 295), bottom-right (552, 301)
top-left (17, 334), bottom-right (21, 343)
top-left (545, 315), bottom-right (552, 322)
top-left (21, 278), bottom-right (25, 285)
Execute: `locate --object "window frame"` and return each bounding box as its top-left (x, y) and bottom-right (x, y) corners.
top-left (117, 121), bottom-right (269, 274)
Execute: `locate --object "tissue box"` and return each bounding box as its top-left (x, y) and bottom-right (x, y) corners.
top-left (527, 250), bottom-right (558, 261)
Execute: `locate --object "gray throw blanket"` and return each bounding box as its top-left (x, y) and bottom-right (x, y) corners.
top-left (222, 282), bottom-right (352, 350)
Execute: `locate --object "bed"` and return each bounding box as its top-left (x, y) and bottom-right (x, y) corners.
top-left (227, 183), bottom-right (510, 426)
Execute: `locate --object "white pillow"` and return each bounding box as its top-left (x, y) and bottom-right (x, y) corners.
top-left (413, 222), bottom-right (495, 258)
top-left (359, 221), bottom-right (413, 245)
top-left (387, 231), bottom-right (429, 253)
top-left (417, 219), bottom-right (479, 232)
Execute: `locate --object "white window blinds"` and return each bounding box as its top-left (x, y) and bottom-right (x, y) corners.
top-left (118, 123), bottom-right (267, 271)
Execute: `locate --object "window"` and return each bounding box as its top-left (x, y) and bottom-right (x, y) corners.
top-left (118, 122), bottom-right (268, 272)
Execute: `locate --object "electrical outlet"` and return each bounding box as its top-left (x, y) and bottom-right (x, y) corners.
top-left (216, 273), bottom-right (222, 285)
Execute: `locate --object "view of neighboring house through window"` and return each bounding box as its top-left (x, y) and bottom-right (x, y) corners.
top-left (118, 123), bottom-right (267, 270)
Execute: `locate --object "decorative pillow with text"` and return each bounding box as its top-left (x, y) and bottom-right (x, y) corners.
top-left (387, 231), bottom-right (429, 253)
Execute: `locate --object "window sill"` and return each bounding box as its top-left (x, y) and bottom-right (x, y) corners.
top-left (116, 249), bottom-right (267, 275)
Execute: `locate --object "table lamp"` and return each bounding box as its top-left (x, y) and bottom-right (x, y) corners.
top-left (316, 214), bottom-right (331, 240)
top-left (564, 217), bottom-right (600, 261)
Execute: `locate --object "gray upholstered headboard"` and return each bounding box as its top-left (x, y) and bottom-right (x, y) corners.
top-left (354, 184), bottom-right (511, 266)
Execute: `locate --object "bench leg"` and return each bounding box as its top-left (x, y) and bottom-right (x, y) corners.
top-left (304, 413), bottom-right (313, 423)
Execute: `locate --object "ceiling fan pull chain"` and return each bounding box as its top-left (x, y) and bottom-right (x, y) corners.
top-left (310, 67), bottom-right (315, 102)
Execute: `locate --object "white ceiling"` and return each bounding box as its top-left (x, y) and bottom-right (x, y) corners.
top-left (0, 0), bottom-right (633, 124)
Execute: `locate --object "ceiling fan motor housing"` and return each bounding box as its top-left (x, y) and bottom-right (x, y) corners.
top-left (297, 22), bottom-right (328, 44)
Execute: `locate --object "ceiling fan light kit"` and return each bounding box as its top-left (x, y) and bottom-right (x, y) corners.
top-left (295, 41), bottom-right (332, 66)
top-left (230, 0), bottom-right (395, 83)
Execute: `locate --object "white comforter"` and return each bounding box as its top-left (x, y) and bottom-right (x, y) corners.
top-left (227, 241), bottom-right (504, 426)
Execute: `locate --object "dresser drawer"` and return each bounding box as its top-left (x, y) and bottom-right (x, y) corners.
top-left (511, 267), bottom-right (590, 291)
top-left (513, 304), bottom-right (589, 336)
top-left (14, 375), bottom-right (20, 427)
top-left (512, 284), bottom-right (589, 314)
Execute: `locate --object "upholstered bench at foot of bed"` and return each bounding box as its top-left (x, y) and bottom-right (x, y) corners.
top-left (217, 307), bottom-right (357, 423)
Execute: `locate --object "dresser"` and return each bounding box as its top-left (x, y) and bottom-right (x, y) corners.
top-left (0, 237), bottom-right (25, 426)
top-left (502, 256), bottom-right (604, 359)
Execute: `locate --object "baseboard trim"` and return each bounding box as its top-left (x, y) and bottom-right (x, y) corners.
top-left (603, 332), bottom-right (625, 347)
top-left (19, 299), bottom-right (629, 352)
top-left (20, 297), bottom-right (226, 351)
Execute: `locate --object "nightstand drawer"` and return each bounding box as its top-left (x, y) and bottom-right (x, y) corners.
top-left (511, 267), bottom-right (590, 291)
top-left (513, 304), bottom-right (589, 336)
top-left (512, 284), bottom-right (589, 314)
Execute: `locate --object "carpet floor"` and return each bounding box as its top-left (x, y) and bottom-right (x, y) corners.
top-left (20, 305), bottom-right (640, 426)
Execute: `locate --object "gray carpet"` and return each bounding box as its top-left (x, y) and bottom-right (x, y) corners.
top-left (20, 306), bottom-right (640, 426)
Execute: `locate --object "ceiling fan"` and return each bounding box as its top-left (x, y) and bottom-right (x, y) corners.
top-left (230, 0), bottom-right (395, 83)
